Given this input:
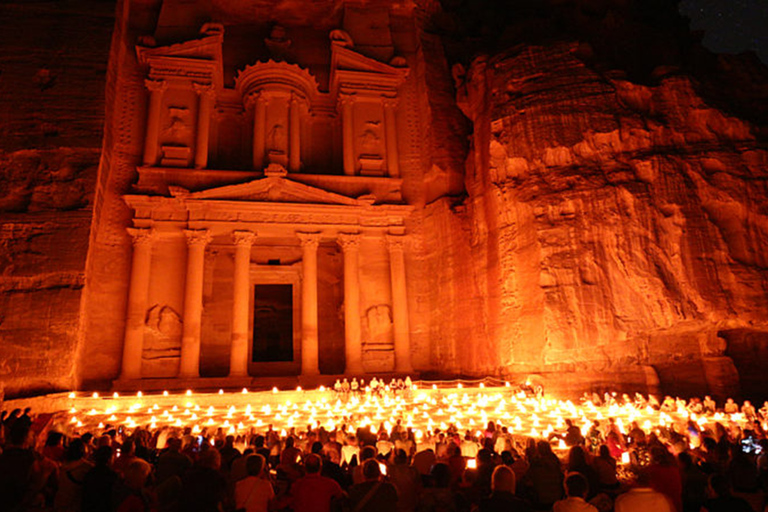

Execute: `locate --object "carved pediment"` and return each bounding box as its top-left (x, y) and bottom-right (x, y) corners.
top-left (187, 174), bottom-right (362, 206)
top-left (136, 24), bottom-right (224, 87)
top-left (330, 45), bottom-right (408, 96)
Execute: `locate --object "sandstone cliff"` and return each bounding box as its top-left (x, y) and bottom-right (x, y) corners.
top-left (0, 1), bottom-right (113, 396)
top-left (442, 42), bottom-right (768, 399)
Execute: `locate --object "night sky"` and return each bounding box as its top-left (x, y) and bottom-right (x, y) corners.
top-left (680, 0), bottom-right (768, 64)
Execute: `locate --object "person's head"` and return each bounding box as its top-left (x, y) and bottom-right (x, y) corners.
top-left (430, 462), bottom-right (451, 488)
top-left (360, 445), bottom-right (377, 462)
top-left (254, 434), bottom-right (265, 448)
top-left (564, 472), bottom-right (589, 498)
top-left (311, 441), bottom-right (323, 454)
top-left (568, 445), bottom-right (587, 469)
top-left (246, 454), bottom-right (266, 476)
top-left (166, 437), bottom-right (182, 451)
top-left (305, 453), bottom-right (322, 474)
top-left (124, 459), bottom-right (152, 490)
top-left (199, 448), bottom-right (221, 470)
top-left (394, 449), bottom-right (408, 465)
top-left (121, 438), bottom-right (135, 456)
top-left (598, 445), bottom-right (611, 459)
top-left (46, 431), bottom-right (64, 447)
top-left (362, 459), bottom-right (381, 481)
top-left (65, 438), bottom-right (86, 462)
top-left (678, 451), bottom-right (693, 469)
top-left (491, 465), bottom-right (516, 494)
top-left (94, 445), bottom-right (113, 467)
top-left (8, 421), bottom-right (30, 447)
top-left (536, 440), bottom-right (553, 457)
top-left (225, 435), bottom-right (235, 447)
top-left (708, 473), bottom-right (731, 498)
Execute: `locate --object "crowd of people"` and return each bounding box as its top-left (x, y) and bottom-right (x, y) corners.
top-left (1, 392), bottom-right (768, 512)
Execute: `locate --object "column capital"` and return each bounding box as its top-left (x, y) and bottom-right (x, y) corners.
top-left (184, 229), bottom-right (213, 247)
top-left (338, 92), bottom-right (357, 107)
top-left (145, 79), bottom-right (168, 94)
top-left (192, 82), bottom-right (215, 99)
top-left (245, 91), bottom-right (270, 108)
top-left (232, 230), bottom-right (257, 247)
top-left (127, 227), bottom-right (155, 246)
top-left (297, 231), bottom-right (322, 249)
top-left (337, 232), bottom-right (361, 252)
top-left (386, 232), bottom-right (406, 252)
top-left (382, 96), bottom-right (399, 109)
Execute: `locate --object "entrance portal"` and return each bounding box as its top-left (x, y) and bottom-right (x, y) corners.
top-left (253, 284), bottom-right (294, 362)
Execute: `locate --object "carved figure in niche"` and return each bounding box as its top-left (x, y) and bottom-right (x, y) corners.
top-left (330, 29), bottom-right (354, 48)
top-left (265, 25), bottom-right (291, 61)
top-left (365, 304), bottom-right (393, 345)
top-left (268, 124), bottom-right (287, 154)
top-left (164, 107), bottom-right (191, 144)
top-left (359, 121), bottom-right (382, 157)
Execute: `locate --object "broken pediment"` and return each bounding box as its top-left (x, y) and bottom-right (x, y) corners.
top-left (187, 173), bottom-right (362, 206)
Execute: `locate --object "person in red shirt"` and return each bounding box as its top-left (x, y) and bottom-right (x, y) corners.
top-left (290, 453), bottom-right (343, 512)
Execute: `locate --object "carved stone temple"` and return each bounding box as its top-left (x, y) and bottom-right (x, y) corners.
top-left (1, 0), bottom-right (768, 399)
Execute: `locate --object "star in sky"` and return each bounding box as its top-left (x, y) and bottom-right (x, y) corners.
top-left (679, 0), bottom-right (768, 64)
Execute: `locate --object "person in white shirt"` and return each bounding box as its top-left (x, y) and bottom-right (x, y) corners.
top-left (553, 472), bottom-right (598, 512)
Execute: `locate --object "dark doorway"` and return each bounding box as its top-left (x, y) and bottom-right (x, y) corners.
top-left (252, 284), bottom-right (293, 362)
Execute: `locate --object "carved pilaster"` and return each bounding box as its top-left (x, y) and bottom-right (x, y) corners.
top-left (249, 92), bottom-right (269, 171)
top-left (339, 94), bottom-right (356, 176)
top-left (383, 96), bottom-right (400, 178)
top-left (193, 83), bottom-right (215, 169)
top-left (120, 227), bottom-right (156, 381)
top-left (338, 232), bottom-right (363, 374)
top-left (230, 230), bottom-right (256, 377)
top-left (143, 80), bottom-right (168, 166)
top-left (386, 232), bottom-right (412, 373)
top-left (289, 93), bottom-right (302, 173)
top-left (298, 231), bottom-right (322, 376)
top-left (179, 229), bottom-right (212, 378)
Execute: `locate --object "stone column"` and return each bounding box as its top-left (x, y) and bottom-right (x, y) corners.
top-left (143, 80), bottom-right (167, 166)
top-left (338, 233), bottom-right (363, 374)
top-left (383, 98), bottom-right (400, 178)
top-left (340, 95), bottom-right (356, 176)
top-left (120, 227), bottom-right (155, 381)
top-left (289, 94), bottom-right (302, 173)
top-left (179, 229), bottom-right (212, 378)
top-left (193, 83), bottom-right (215, 169)
top-left (251, 93), bottom-right (268, 171)
top-left (297, 232), bottom-right (321, 376)
top-left (230, 230), bottom-right (256, 377)
top-left (386, 233), bottom-right (413, 373)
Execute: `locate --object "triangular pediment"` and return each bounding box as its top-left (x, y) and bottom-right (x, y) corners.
top-left (331, 45), bottom-right (407, 76)
top-left (137, 32), bottom-right (223, 64)
top-left (186, 176), bottom-right (362, 206)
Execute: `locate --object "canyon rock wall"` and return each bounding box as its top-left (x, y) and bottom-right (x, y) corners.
top-left (0, 1), bottom-right (114, 396)
top-left (450, 42), bottom-right (768, 399)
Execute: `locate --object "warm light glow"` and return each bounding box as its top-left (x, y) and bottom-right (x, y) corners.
top-left (30, 379), bottom-right (754, 469)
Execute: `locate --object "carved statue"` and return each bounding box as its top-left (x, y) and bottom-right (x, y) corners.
top-left (359, 121), bottom-right (382, 156)
top-left (267, 123), bottom-right (287, 153)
